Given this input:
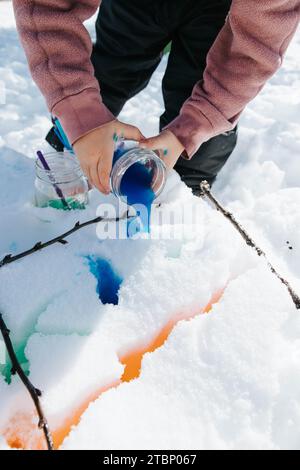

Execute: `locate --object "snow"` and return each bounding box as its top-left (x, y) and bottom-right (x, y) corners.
top-left (62, 266), bottom-right (298, 451)
top-left (0, 1), bottom-right (300, 450)
top-left (26, 333), bottom-right (124, 427)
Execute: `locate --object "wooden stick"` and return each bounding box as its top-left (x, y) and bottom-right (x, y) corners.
top-left (200, 181), bottom-right (300, 310)
top-left (0, 213), bottom-right (132, 268)
top-left (0, 313), bottom-right (53, 450)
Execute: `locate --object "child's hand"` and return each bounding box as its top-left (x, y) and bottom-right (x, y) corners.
top-left (73, 120), bottom-right (145, 194)
top-left (139, 130), bottom-right (185, 169)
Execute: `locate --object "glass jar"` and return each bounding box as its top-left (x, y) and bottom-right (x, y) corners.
top-left (110, 143), bottom-right (166, 204)
top-left (35, 152), bottom-right (89, 210)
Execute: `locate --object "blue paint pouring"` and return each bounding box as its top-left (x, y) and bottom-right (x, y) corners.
top-left (87, 146), bottom-right (159, 305)
top-left (121, 161), bottom-right (155, 235)
top-left (112, 146), bottom-right (155, 235)
top-left (87, 256), bottom-right (123, 305)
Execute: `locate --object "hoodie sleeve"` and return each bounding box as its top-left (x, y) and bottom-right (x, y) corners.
top-left (166, 0), bottom-right (300, 158)
top-left (12, 0), bottom-right (115, 144)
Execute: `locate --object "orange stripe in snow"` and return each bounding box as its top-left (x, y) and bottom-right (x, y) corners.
top-left (4, 289), bottom-right (223, 450)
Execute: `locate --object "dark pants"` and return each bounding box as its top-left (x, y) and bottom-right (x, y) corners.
top-left (92, 0), bottom-right (237, 193)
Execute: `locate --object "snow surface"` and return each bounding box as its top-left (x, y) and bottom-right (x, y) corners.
top-left (0, 1), bottom-right (300, 450)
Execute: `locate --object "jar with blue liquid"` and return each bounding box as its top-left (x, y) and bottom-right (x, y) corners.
top-left (111, 141), bottom-right (167, 235)
top-left (110, 141), bottom-right (166, 204)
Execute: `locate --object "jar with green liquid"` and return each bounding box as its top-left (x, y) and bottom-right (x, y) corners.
top-left (35, 152), bottom-right (89, 210)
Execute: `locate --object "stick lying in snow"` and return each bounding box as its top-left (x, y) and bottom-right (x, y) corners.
top-left (0, 213), bottom-right (132, 268)
top-left (200, 181), bottom-right (300, 310)
top-left (0, 313), bottom-right (54, 450)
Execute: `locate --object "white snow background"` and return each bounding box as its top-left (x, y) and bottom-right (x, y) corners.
top-left (0, 1), bottom-right (300, 450)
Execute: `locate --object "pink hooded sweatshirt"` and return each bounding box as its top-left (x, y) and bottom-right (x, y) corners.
top-left (12, 1), bottom-right (299, 158)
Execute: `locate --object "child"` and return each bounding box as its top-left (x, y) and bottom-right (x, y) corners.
top-left (13, 0), bottom-right (299, 195)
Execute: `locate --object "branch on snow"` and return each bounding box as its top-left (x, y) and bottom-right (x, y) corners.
top-left (200, 181), bottom-right (300, 310)
top-left (0, 212), bottom-right (132, 268)
top-left (0, 313), bottom-right (53, 450)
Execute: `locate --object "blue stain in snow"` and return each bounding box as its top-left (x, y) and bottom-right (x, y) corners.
top-left (87, 256), bottom-right (123, 305)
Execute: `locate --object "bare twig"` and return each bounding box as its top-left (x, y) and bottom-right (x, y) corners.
top-left (0, 213), bottom-right (132, 269)
top-left (200, 181), bottom-right (300, 310)
top-left (0, 313), bottom-right (53, 450)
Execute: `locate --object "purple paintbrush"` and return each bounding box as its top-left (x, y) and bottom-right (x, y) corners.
top-left (37, 150), bottom-right (70, 210)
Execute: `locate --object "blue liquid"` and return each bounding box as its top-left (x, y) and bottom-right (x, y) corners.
top-left (113, 145), bottom-right (127, 162)
top-left (87, 148), bottom-right (155, 306)
top-left (87, 256), bottom-right (123, 305)
top-left (113, 147), bottom-right (155, 235)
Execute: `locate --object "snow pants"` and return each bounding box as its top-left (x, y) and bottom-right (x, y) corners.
top-left (92, 0), bottom-right (237, 193)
